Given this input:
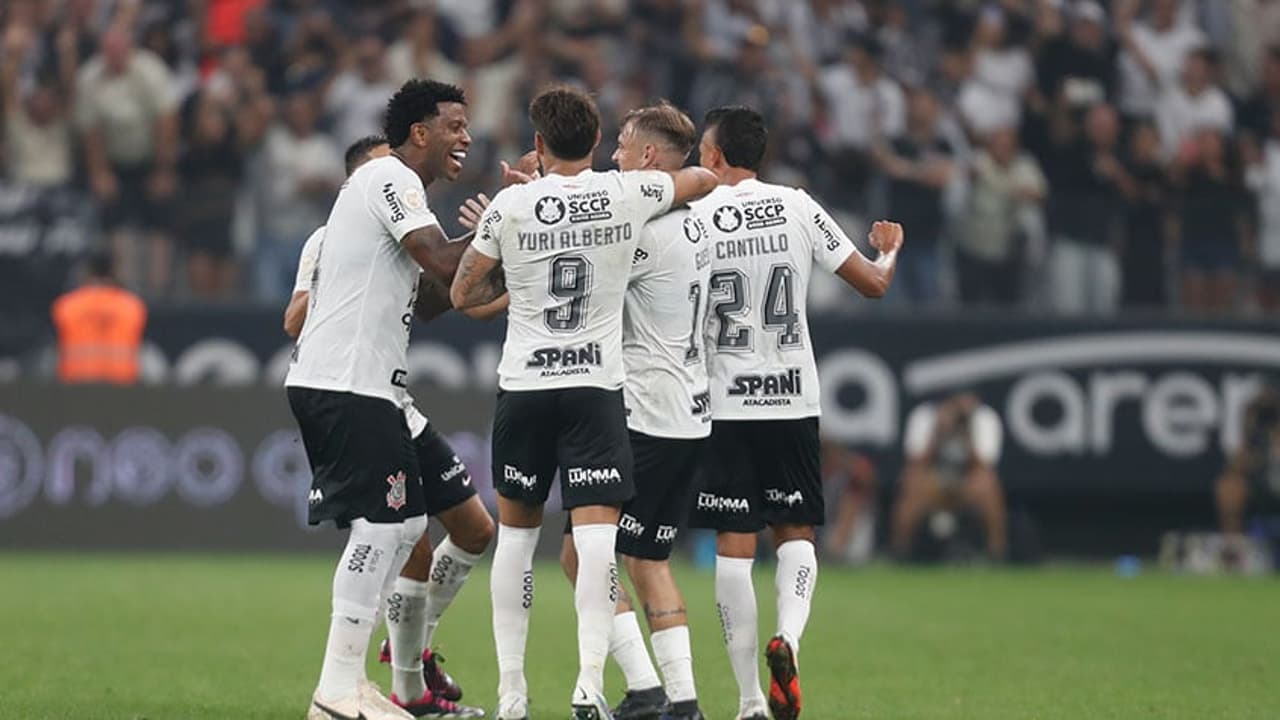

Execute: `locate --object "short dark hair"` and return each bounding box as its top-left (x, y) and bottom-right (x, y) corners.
top-left (344, 134), bottom-right (388, 176)
top-left (704, 106), bottom-right (767, 171)
top-left (529, 87), bottom-right (601, 161)
top-left (622, 101), bottom-right (697, 158)
top-left (383, 79), bottom-right (466, 147)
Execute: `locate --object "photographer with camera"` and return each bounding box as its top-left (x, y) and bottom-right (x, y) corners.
top-left (891, 392), bottom-right (1008, 562)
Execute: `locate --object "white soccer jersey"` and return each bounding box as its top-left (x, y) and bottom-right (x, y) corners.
top-left (285, 156), bottom-right (438, 404)
top-left (691, 179), bottom-right (857, 420)
top-left (291, 223), bottom-right (432, 432)
top-left (293, 225), bottom-right (325, 294)
top-left (472, 168), bottom-right (674, 392)
top-left (623, 208), bottom-right (713, 438)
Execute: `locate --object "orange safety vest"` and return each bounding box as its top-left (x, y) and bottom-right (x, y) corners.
top-left (51, 285), bottom-right (147, 384)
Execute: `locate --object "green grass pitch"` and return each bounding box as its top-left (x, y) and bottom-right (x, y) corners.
top-left (1, 554), bottom-right (1277, 719)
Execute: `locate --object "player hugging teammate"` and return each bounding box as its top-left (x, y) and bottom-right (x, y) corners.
top-left (287, 77), bottom-right (902, 720)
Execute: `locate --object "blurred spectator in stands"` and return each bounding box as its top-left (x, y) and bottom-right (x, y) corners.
top-left (1118, 120), bottom-right (1172, 308)
top-left (956, 5), bottom-right (1034, 137)
top-left (957, 126), bottom-right (1047, 306)
top-left (874, 87), bottom-right (957, 307)
top-left (1035, 1), bottom-right (1114, 110)
top-left (1239, 47), bottom-right (1280, 145)
top-left (1246, 109), bottom-right (1280, 313)
top-left (1155, 48), bottom-right (1234, 159)
top-left (387, 9), bottom-right (464, 88)
top-left (1116, 0), bottom-right (1207, 121)
top-left (1171, 127), bottom-right (1248, 312)
top-left (822, 440), bottom-right (878, 566)
top-left (816, 34), bottom-right (905, 219)
top-left (1045, 103), bottom-right (1126, 315)
top-left (873, 1), bottom-right (939, 89)
top-left (254, 90), bottom-right (343, 302)
top-left (1, 21), bottom-right (75, 188)
top-left (1217, 382), bottom-right (1280, 536)
top-left (687, 23), bottom-right (781, 130)
top-left (437, 0), bottom-right (541, 154)
top-left (892, 392), bottom-right (1007, 562)
top-left (51, 250), bottom-right (146, 385)
top-left (177, 82), bottom-right (269, 300)
top-left (326, 34), bottom-right (397, 148)
top-left (74, 25), bottom-right (179, 296)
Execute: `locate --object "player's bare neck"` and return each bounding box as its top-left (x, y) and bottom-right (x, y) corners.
top-left (721, 168), bottom-right (757, 186)
top-left (391, 148), bottom-right (434, 186)
top-left (541, 155), bottom-right (592, 178)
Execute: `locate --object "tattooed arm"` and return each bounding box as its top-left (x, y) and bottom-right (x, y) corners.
top-left (449, 245), bottom-right (506, 310)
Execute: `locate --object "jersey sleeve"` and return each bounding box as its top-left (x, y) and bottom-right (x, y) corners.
top-left (293, 227), bottom-right (325, 293)
top-left (620, 170), bottom-right (675, 221)
top-left (803, 191), bottom-right (857, 273)
top-left (470, 189), bottom-right (511, 260)
top-left (366, 162), bottom-right (440, 243)
top-left (969, 406), bottom-right (1003, 464)
top-left (903, 404), bottom-right (937, 460)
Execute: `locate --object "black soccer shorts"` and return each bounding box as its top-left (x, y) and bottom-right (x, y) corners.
top-left (288, 387), bottom-right (426, 528)
top-left (562, 430), bottom-right (706, 561)
top-left (689, 417), bottom-right (823, 533)
top-left (413, 422), bottom-right (479, 516)
top-left (491, 387), bottom-right (635, 510)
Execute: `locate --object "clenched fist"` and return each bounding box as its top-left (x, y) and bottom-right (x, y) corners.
top-left (868, 220), bottom-right (904, 255)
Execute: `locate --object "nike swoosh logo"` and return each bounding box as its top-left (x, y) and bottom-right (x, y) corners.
top-left (462, 477), bottom-right (471, 486)
top-left (312, 700), bottom-right (364, 720)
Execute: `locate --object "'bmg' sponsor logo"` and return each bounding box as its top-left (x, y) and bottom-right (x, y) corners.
top-left (527, 342), bottom-right (602, 378)
top-left (697, 492), bottom-right (750, 513)
top-left (728, 368), bottom-right (801, 406)
top-left (504, 465), bottom-right (538, 490)
top-left (382, 182), bottom-right (405, 223)
top-left (640, 183), bottom-right (665, 203)
top-left (813, 212), bottom-right (842, 252)
top-left (567, 466), bottom-right (622, 487)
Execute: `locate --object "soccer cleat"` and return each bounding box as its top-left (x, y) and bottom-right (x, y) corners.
top-left (658, 701), bottom-right (705, 720)
top-left (572, 685), bottom-right (614, 720)
top-left (307, 693), bottom-right (363, 720)
top-left (360, 681), bottom-right (416, 719)
top-left (391, 690), bottom-right (486, 718)
top-left (495, 693), bottom-right (529, 720)
top-left (308, 684), bottom-right (413, 720)
top-left (612, 686), bottom-right (668, 720)
top-left (379, 640), bottom-right (464, 702)
top-left (765, 635), bottom-right (802, 720)
top-left (423, 648), bottom-right (463, 702)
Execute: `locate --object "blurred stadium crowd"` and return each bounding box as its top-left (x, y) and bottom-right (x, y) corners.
top-left (3, 0), bottom-right (1280, 313)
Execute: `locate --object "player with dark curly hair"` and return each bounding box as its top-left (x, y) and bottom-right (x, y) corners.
top-left (286, 79), bottom-right (490, 720)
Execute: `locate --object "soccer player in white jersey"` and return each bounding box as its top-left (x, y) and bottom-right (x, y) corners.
top-left (286, 134), bottom-right (490, 719)
top-left (553, 103), bottom-right (711, 720)
top-left (285, 79), bottom-right (483, 720)
top-left (687, 106), bottom-right (903, 720)
top-left (449, 87), bottom-right (717, 720)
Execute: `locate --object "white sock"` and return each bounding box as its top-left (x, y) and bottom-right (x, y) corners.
top-left (775, 540), bottom-right (818, 658)
top-left (387, 577), bottom-right (430, 701)
top-left (317, 519), bottom-right (403, 701)
top-left (716, 555), bottom-right (765, 710)
top-left (650, 626), bottom-right (697, 704)
top-left (572, 523), bottom-right (619, 699)
top-left (422, 536), bottom-right (483, 649)
top-left (609, 611), bottom-right (661, 691)
top-left (491, 524), bottom-right (540, 701)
